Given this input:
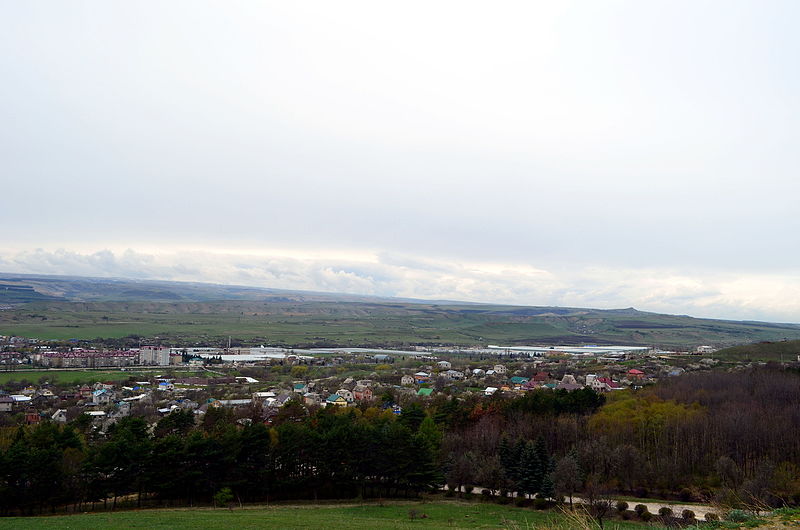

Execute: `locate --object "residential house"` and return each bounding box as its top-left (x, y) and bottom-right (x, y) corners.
top-left (336, 388), bottom-right (354, 402)
top-left (484, 387), bottom-right (498, 396)
top-left (532, 371), bottom-right (550, 382)
top-left (591, 377), bottom-right (622, 392)
top-left (493, 364), bottom-right (508, 375)
top-left (293, 382), bottom-right (308, 394)
top-left (400, 374), bottom-right (415, 386)
top-left (325, 394), bottom-right (348, 407)
top-left (414, 372), bottom-right (430, 384)
top-left (303, 393), bottom-right (321, 406)
top-left (92, 389), bottom-right (114, 405)
top-left (0, 396), bottom-right (13, 413)
top-left (472, 368), bottom-right (486, 377)
top-left (443, 369), bottom-right (465, 380)
top-left (436, 360), bottom-right (452, 370)
top-left (627, 369), bottom-right (645, 380)
top-left (509, 376), bottom-right (530, 387)
top-left (52, 409), bottom-right (68, 423)
top-left (25, 411), bottom-right (41, 425)
top-left (353, 384), bottom-right (373, 401)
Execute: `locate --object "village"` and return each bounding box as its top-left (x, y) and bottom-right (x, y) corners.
top-left (0, 336), bottom-right (722, 433)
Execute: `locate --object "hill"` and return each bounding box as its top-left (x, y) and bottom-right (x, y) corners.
top-left (713, 339), bottom-right (800, 361)
top-left (1, 273), bottom-right (800, 348)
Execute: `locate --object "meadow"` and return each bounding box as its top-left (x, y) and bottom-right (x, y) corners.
top-left (0, 368), bottom-right (209, 386)
top-left (0, 501), bottom-right (661, 529)
top-left (3, 299), bottom-right (800, 349)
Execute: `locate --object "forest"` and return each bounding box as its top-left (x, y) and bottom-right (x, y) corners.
top-left (1, 366), bottom-right (799, 516)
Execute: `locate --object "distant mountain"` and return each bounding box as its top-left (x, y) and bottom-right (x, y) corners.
top-left (0, 273), bottom-right (438, 304)
top-left (1, 272), bottom-right (800, 349)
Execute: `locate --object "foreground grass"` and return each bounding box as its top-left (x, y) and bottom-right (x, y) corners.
top-left (0, 501), bottom-right (662, 529)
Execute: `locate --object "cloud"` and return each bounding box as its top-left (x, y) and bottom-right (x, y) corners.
top-left (2, 247), bottom-right (800, 323)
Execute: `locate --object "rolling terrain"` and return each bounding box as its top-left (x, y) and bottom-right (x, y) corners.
top-left (2, 273), bottom-right (800, 349)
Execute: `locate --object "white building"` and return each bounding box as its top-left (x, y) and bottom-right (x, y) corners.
top-left (139, 346), bottom-right (170, 366)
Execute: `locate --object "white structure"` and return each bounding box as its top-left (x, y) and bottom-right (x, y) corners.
top-left (336, 388), bottom-right (354, 402)
top-left (437, 360), bottom-right (452, 370)
top-left (696, 345), bottom-right (715, 354)
top-left (400, 375), bottom-right (414, 386)
top-left (493, 365), bottom-right (507, 374)
top-left (484, 387), bottom-right (498, 396)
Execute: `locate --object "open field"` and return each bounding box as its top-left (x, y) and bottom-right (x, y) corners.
top-left (0, 368), bottom-right (211, 385)
top-left (0, 501), bottom-right (662, 529)
top-left (4, 299), bottom-right (800, 349)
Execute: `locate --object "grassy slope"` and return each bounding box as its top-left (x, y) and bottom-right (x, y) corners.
top-left (0, 502), bottom-right (659, 530)
top-left (713, 339), bottom-right (800, 361)
top-left (2, 300), bottom-right (800, 348)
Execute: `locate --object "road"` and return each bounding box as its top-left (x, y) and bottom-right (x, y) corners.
top-left (444, 486), bottom-right (720, 519)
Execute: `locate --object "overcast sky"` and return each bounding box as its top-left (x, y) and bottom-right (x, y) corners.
top-left (3, 1), bottom-right (800, 322)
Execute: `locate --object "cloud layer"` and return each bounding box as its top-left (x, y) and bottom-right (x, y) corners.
top-left (2, 247), bottom-right (800, 323)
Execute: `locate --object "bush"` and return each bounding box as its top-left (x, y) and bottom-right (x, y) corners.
top-left (634, 504), bottom-right (649, 516)
top-left (515, 497), bottom-right (529, 508)
top-left (444, 489), bottom-right (455, 497)
top-left (658, 507), bottom-right (673, 517)
top-left (620, 510), bottom-right (631, 520)
top-left (464, 485), bottom-right (474, 495)
top-left (481, 489), bottom-right (492, 499)
top-left (681, 509), bottom-right (695, 521)
top-left (213, 487), bottom-right (234, 510)
top-left (532, 498), bottom-right (549, 510)
top-left (726, 509), bottom-right (751, 523)
top-left (640, 511), bottom-right (653, 522)
top-left (616, 501), bottom-right (629, 512)
top-left (705, 512), bottom-right (719, 522)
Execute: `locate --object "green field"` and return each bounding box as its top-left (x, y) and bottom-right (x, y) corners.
top-left (0, 501), bottom-right (662, 529)
top-left (0, 369), bottom-right (211, 386)
top-left (3, 299), bottom-right (800, 349)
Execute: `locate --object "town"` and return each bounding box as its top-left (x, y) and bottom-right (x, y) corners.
top-left (0, 336), bottom-right (719, 432)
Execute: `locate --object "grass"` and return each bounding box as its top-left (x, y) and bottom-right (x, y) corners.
top-left (3, 299), bottom-right (800, 349)
top-left (0, 368), bottom-right (211, 386)
top-left (0, 501), bottom-right (663, 529)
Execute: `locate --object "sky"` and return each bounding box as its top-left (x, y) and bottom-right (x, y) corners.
top-left (2, 1), bottom-right (800, 322)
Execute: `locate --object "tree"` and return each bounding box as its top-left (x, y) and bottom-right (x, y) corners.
top-left (213, 487), bottom-right (234, 510)
top-left (553, 454), bottom-right (581, 505)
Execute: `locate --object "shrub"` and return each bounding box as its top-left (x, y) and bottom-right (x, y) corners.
top-left (616, 501), bottom-right (629, 512)
top-left (640, 511), bottom-right (653, 522)
top-left (634, 504), bottom-right (649, 516)
top-left (679, 488), bottom-right (693, 502)
top-left (620, 510), bottom-right (631, 520)
top-left (515, 497), bottom-right (529, 507)
top-left (658, 507), bottom-right (673, 517)
top-left (705, 512), bottom-right (719, 522)
top-left (726, 509), bottom-right (751, 523)
top-left (464, 485), bottom-right (474, 495)
top-left (681, 509), bottom-right (695, 521)
top-left (481, 489), bottom-right (492, 499)
top-left (444, 489), bottom-right (455, 497)
top-left (213, 487), bottom-right (234, 510)
top-left (532, 498), bottom-right (549, 510)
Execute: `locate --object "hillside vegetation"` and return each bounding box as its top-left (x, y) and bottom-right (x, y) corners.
top-left (2, 273), bottom-right (800, 348)
top-left (714, 339), bottom-right (800, 361)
